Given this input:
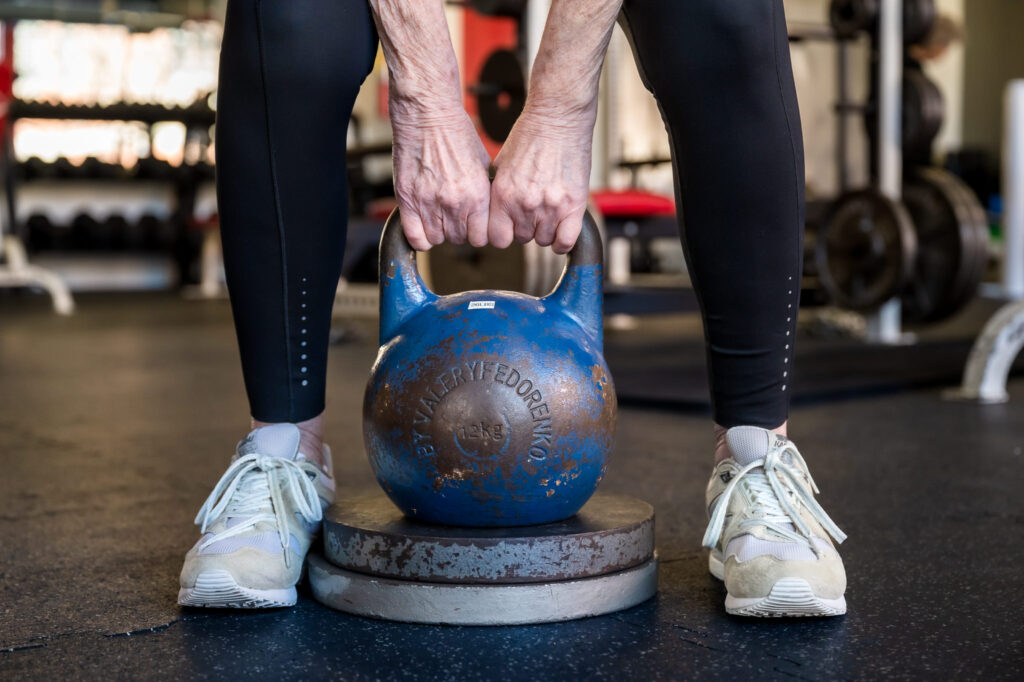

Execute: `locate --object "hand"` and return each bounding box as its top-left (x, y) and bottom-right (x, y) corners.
top-left (487, 108), bottom-right (594, 254)
top-left (390, 102), bottom-right (492, 251)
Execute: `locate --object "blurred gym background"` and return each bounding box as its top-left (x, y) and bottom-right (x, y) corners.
top-left (3, 2), bottom-right (1024, 678)
top-left (2, 0), bottom-right (1022, 403)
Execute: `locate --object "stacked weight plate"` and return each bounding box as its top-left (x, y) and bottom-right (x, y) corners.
top-left (308, 491), bottom-right (658, 625)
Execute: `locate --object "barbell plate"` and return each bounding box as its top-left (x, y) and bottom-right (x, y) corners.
top-left (475, 49), bottom-right (526, 144)
top-left (903, 69), bottom-right (944, 162)
top-left (911, 168), bottom-right (989, 321)
top-left (829, 0), bottom-right (879, 38)
top-left (309, 552), bottom-right (658, 626)
top-left (816, 189), bottom-right (918, 311)
top-left (321, 491), bottom-right (655, 584)
top-left (901, 168), bottom-right (989, 322)
top-left (865, 68), bottom-right (944, 162)
top-left (904, 0), bottom-right (937, 46)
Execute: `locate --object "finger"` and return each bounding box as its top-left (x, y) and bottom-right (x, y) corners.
top-left (467, 208), bottom-right (489, 248)
top-left (487, 200), bottom-right (516, 249)
top-left (551, 209), bottom-right (586, 255)
top-left (442, 199), bottom-right (469, 245)
top-left (513, 213), bottom-right (536, 245)
top-left (532, 211), bottom-right (558, 248)
top-left (420, 208), bottom-right (446, 247)
top-left (400, 210), bottom-right (433, 252)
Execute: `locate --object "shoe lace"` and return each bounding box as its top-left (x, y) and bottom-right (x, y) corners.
top-left (193, 454), bottom-right (323, 567)
top-left (702, 445), bottom-right (847, 554)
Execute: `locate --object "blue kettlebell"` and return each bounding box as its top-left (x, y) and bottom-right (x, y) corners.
top-left (364, 209), bottom-right (616, 527)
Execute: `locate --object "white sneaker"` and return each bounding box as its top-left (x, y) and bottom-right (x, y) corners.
top-left (703, 426), bottom-right (847, 617)
top-left (178, 424), bottom-right (334, 608)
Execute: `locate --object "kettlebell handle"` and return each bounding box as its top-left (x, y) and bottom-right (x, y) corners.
top-left (377, 208), bottom-right (605, 345)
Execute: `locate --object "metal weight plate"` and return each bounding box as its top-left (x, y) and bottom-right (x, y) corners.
top-left (308, 552), bottom-right (658, 626)
top-left (474, 49), bottom-right (526, 144)
top-left (865, 68), bottom-right (944, 162)
top-left (830, 0), bottom-right (935, 42)
top-left (903, 69), bottom-right (944, 162)
top-left (816, 189), bottom-right (918, 311)
top-left (829, 0), bottom-right (879, 38)
top-left (900, 168), bottom-right (989, 322)
top-left (932, 167), bottom-right (991, 308)
top-left (321, 491), bottom-right (655, 584)
top-left (904, 0), bottom-right (937, 46)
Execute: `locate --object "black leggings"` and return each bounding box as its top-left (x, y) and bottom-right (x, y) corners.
top-left (217, 0), bottom-right (804, 429)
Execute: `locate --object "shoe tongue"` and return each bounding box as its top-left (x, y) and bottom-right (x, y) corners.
top-left (726, 426), bottom-right (788, 466)
top-left (237, 424), bottom-right (302, 460)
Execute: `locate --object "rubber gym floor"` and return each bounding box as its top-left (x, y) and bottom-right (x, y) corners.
top-left (1, 292), bottom-right (1022, 681)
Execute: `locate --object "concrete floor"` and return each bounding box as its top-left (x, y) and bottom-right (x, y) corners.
top-left (1, 293), bottom-right (1022, 680)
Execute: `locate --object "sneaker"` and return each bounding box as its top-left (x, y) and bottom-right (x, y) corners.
top-left (702, 426), bottom-right (847, 617)
top-left (178, 424), bottom-right (334, 608)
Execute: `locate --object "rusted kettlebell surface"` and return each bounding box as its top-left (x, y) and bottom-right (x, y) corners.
top-left (364, 209), bottom-right (616, 527)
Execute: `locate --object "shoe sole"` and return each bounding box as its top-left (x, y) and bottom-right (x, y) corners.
top-left (178, 570), bottom-right (296, 609)
top-left (709, 553), bottom-right (846, 618)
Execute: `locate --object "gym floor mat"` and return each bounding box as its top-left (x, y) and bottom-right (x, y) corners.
top-left (1, 293), bottom-right (1021, 680)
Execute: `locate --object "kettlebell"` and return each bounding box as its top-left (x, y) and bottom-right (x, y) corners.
top-left (364, 209), bottom-right (617, 527)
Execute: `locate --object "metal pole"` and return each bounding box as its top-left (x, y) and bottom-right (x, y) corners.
top-left (523, 0), bottom-right (551, 78)
top-left (865, 0), bottom-right (905, 343)
top-left (1003, 80), bottom-right (1024, 299)
top-left (836, 40), bottom-right (850, 193)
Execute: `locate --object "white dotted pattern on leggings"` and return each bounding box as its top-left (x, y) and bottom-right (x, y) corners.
top-left (298, 278), bottom-right (308, 388)
top-left (783, 276), bottom-right (795, 392)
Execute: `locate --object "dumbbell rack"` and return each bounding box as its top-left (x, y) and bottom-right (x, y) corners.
top-left (1, 100), bottom-right (216, 291)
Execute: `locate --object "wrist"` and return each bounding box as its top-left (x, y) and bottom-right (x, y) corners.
top-left (524, 72), bottom-right (599, 118)
top-left (389, 86), bottom-right (465, 127)
top-left (518, 98), bottom-right (598, 139)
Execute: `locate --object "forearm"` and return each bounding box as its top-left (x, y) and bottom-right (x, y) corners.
top-left (368, 1), bottom-right (463, 121)
top-left (526, 0), bottom-right (623, 120)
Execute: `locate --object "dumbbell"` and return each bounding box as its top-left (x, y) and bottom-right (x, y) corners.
top-left (103, 215), bottom-right (130, 251)
top-left (71, 214), bottom-right (103, 251)
top-left (25, 214), bottom-right (53, 252)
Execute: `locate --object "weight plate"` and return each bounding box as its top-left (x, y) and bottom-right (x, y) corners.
top-left (931, 167), bottom-right (990, 304)
top-left (816, 189), bottom-right (918, 311)
top-left (865, 68), bottom-right (944, 163)
top-left (830, 0), bottom-right (879, 39)
top-left (904, 0), bottom-right (937, 46)
top-left (322, 491), bottom-right (655, 584)
top-left (900, 168), bottom-right (988, 322)
top-left (910, 167), bottom-right (988, 321)
top-left (475, 49), bottom-right (525, 143)
top-left (903, 69), bottom-right (944, 162)
top-left (309, 552), bottom-right (658, 626)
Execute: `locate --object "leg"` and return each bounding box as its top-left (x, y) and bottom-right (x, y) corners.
top-left (179, 0), bottom-right (377, 609)
top-left (620, 0), bottom-right (803, 438)
top-left (217, 0), bottom-right (377, 460)
top-left (621, 1), bottom-right (847, 618)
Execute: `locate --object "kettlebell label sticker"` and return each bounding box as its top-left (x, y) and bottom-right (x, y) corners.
top-left (468, 301), bottom-right (495, 310)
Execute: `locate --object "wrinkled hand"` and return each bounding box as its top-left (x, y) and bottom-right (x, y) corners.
top-left (391, 104), bottom-right (492, 250)
top-left (488, 109), bottom-right (593, 254)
